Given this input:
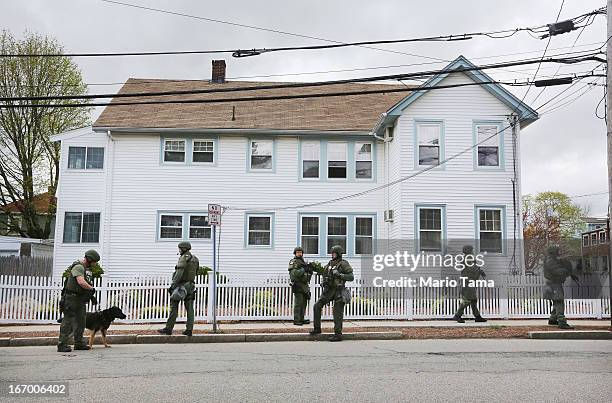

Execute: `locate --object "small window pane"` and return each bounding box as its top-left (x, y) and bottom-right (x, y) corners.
top-left (480, 232), bottom-right (502, 253)
top-left (160, 215), bottom-right (182, 239)
top-left (478, 146), bottom-right (499, 166)
top-left (418, 125), bottom-right (440, 145)
top-left (189, 215), bottom-right (211, 239)
top-left (86, 147), bottom-right (104, 169)
top-left (420, 209), bottom-right (441, 230)
top-left (193, 141), bottom-right (214, 163)
top-left (249, 216), bottom-right (270, 231)
top-left (328, 217), bottom-right (347, 235)
top-left (303, 161), bottom-right (319, 178)
top-left (355, 217), bottom-right (372, 236)
top-left (302, 142), bottom-right (319, 160)
top-left (251, 141), bottom-right (273, 169)
top-left (420, 231), bottom-right (442, 251)
top-left (355, 143), bottom-right (372, 160)
top-left (302, 237), bottom-right (319, 255)
top-left (355, 237), bottom-right (372, 255)
top-left (248, 231), bottom-right (271, 246)
top-left (68, 147), bottom-right (86, 169)
top-left (477, 126), bottom-right (499, 146)
top-left (356, 161), bottom-right (372, 179)
top-left (302, 217), bottom-right (319, 236)
top-left (63, 212), bottom-right (82, 243)
top-left (419, 146), bottom-right (439, 165)
top-left (327, 237), bottom-right (347, 254)
top-left (328, 161), bottom-right (347, 178)
top-left (327, 143), bottom-right (347, 160)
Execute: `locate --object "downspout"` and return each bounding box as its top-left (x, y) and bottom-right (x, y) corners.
top-left (103, 130), bottom-right (115, 275)
top-left (370, 113), bottom-right (388, 141)
top-left (370, 113), bottom-right (389, 241)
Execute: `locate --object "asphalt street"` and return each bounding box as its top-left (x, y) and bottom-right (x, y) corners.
top-left (1, 339), bottom-right (611, 402)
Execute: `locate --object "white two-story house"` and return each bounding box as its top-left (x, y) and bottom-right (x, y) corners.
top-left (51, 56), bottom-right (538, 278)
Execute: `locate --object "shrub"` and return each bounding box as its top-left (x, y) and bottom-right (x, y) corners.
top-left (349, 296), bottom-right (378, 316)
top-left (62, 262), bottom-right (105, 278)
top-left (246, 290), bottom-right (278, 316)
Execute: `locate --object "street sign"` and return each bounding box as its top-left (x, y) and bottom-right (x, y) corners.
top-left (208, 203), bottom-right (222, 226)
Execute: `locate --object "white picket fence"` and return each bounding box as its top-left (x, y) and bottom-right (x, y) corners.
top-left (0, 274), bottom-right (609, 324)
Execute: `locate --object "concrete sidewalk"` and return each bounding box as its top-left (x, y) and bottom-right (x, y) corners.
top-left (1, 319), bottom-right (609, 333)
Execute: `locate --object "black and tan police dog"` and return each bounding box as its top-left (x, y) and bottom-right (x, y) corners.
top-left (85, 306), bottom-right (126, 348)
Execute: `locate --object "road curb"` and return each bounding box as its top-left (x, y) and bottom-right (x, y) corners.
top-left (1, 331), bottom-right (403, 347)
top-left (528, 330), bottom-right (612, 340)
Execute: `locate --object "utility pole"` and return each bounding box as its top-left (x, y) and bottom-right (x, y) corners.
top-left (607, 0), bottom-right (611, 326)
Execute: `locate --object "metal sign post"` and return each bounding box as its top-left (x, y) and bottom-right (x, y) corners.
top-left (208, 204), bottom-right (222, 333)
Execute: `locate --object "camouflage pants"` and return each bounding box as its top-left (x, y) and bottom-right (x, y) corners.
top-left (164, 298), bottom-right (195, 332)
top-left (455, 298), bottom-right (481, 318)
top-left (313, 293), bottom-right (345, 334)
top-left (293, 291), bottom-right (309, 323)
top-left (57, 295), bottom-right (87, 347)
top-left (549, 299), bottom-right (567, 323)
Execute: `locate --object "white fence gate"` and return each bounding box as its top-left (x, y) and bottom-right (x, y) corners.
top-left (0, 274), bottom-right (609, 324)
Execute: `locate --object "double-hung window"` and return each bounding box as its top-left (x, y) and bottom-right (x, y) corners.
top-left (327, 142), bottom-right (347, 179)
top-left (247, 214), bottom-right (273, 246)
top-left (193, 140), bottom-right (214, 163)
top-left (355, 216), bottom-right (373, 255)
top-left (418, 207), bottom-right (443, 252)
top-left (250, 140), bottom-right (273, 170)
top-left (327, 216), bottom-right (347, 253)
top-left (189, 215), bottom-right (211, 239)
top-left (417, 123), bottom-right (441, 166)
top-left (476, 125), bottom-right (500, 167)
top-left (68, 147), bottom-right (104, 169)
top-left (302, 141), bottom-right (320, 178)
top-left (63, 212), bottom-right (101, 243)
top-left (163, 140), bottom-right (186, 162)
top-left (301, 216), bottom-right (319, 255)
top-left (160, 214), bottom-right (183, 239)
top-left (355, 142), bottom-right (373, 179)
top-left (478, 208), bottom-right (503, 253)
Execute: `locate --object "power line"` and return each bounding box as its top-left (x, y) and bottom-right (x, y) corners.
top-left (568, 191), bottom-right (609, 199)
top-left (0, 54), bottom-right (604, 104)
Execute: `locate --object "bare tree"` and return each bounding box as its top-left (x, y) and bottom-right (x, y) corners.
top-left (0, 30), bottom-right (90, 238)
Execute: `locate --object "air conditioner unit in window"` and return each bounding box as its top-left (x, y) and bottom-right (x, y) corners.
top-left (384, 209), bottom-right (394, 222)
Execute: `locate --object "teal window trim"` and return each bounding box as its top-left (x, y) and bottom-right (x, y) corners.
top-left (414, 203), bottom-right (447, 254)
top-left (353, 215), bottom-right (375, 257)
top-left (413, 119), bottom-right (445, 171)
top-left (160, 135), bottom-right (219, 166)
top-left (156, 210), bottom-right (212, 242)
top-left (247, 138), bottom-right (276, 173)
top-left (472, 121), bottom-right (505, 171)
top-left (296, 212), bottom-right (377, 258)
top-left (244, 212), bottom-right (275, 248)
top-left (474, 204), bottom-right (507, 256)
top-left (298, 138), bottom-right (376, 182)
top-left (298, 214), bottom-right (321, 256)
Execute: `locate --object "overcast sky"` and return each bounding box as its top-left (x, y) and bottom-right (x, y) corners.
top-left (2, 0), bottom-right (609, 216)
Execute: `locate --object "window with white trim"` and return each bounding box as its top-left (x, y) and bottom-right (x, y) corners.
top-left (250, 140), bottom-right (273, 170)
top-left (418, 207), bottom-right (442, 251)
top-left (355, 216), bottom-right (373, 255)
top-left (301, 216), bottom-right (319, 255)
top-left (476, 125), bottom-right (500, 167)
top-left (247, 215), bottom-right (272, 246)
top-left (193, 140), bottom-right (214, 163)
top-left (355, 142), bottom-right (373, 179)
top-left (163, 140), bottom-right (186, 162)
top-left (301, 141), bottom-right (320, 178)
top-left (327, 216), bottom-right (347, 253)
top-left (160, 214), bottom-right (183, 239)
top-left (582, 234), bottom-right (589, 247)
top-left (68, 146), bottom-right (104, 169)
top-left (189, 215), bottom-right (211, 239)
top-left (479, 208), bottom-right (503, 253)
top-left (327, 142), bottom-right (347, 178)
top-left (63, 212), bottom-right (100, 243)
top-left (417, 123), bottom-right (440, 166)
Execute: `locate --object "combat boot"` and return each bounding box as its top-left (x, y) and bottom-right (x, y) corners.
top-left (558, 322), bottom-right (574, 330)
top-left (182, 330), bottom-right (192, 337)
top-left (73, 345), bottom-right (91, 351)
top-left (293, 321), bottom-right (304, 326)
top-left (548, 319), bottom-right (558, 325)
top-left (328, 334), bottom-right (343, 342)
top-left (309, 328), bottom-right (322, 336)
top-left (474, 316), bottom-right (487, 323)
top-left (57, 345), bottom-right (72, 353)
top-left (157, 328), bottom-right (172, 335)
top-left (453, 315), bottom-right (465, 323)
top-left (301, 320), bottom-right (310, 325)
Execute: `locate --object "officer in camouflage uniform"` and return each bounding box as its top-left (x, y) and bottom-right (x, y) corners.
top-left (543, 245), bottom-right (578, 329)
top-left (158, 241), bottom-right (199, 336)
top-left (57, 249), bottom-right (99, 352)
top-left (453, 245), bottom-right (487, 323)
top-left (288, 246), bottom-right (312, 326)
top-left (309, 245), bottom-right (354, 342)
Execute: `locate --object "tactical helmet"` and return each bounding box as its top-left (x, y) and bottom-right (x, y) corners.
top-left (330, 245), bottom-right (344, 256)
top-left (293, 246), bottom-right (304, 254)
top-left (462, 245), bottom-right (474, 255)
top-left (84, 249), bottom-right (100, 262)
top-left (178, 241), bottom-right (192, 250)
top-left (547, 245), bottom-right (560, 256)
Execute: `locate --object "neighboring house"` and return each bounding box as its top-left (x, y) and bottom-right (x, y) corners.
top-left (581, 219), bottom-right (610, 273)
top-left (0, 235), bottom-right (54, 258)
top-left (51, 56), bottom-right (538, 278)
top-left (0, 192), bottom-right (56, 238)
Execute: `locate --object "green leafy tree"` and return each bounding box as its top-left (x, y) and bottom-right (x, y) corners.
top-left (0, 30), bottom-right (91, 238)
top-left (522, 191), bottom-right (587, 272)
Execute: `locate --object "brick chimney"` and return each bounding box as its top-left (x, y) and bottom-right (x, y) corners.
top-left (211, 60), bottom-right (226, 83)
